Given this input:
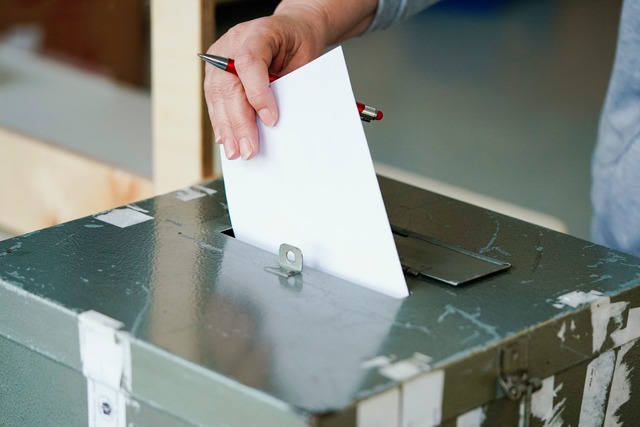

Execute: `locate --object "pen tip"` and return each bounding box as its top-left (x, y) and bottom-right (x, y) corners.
top-left (197, 53), bottom-right (204, 58)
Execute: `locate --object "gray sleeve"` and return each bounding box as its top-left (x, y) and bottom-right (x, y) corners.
top-left (366, 0), bottom-right (440, 32)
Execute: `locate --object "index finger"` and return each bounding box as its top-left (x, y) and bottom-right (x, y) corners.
top-left (233, 49), bottom-right (278, 127)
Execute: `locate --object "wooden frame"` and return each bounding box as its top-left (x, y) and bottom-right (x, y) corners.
top-left (151, 0), bottom-right (216, 194)
top-left (0, 1), bottom-right (216, 235)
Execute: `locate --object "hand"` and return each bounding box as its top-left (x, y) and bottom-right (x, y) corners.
top-left (203, 0), bottom-right (378, 160)
top-left (204, 6), bottom-right (326, 160)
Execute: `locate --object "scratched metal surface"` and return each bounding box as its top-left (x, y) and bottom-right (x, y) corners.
top-left (1, 177), bottom-right (640, 421)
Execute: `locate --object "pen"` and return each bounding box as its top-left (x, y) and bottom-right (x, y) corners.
top-left (197, 53), bottom-right (383, 122)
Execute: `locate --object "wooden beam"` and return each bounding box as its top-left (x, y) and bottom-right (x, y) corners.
top-left (0, 127), bottom-right (153, 234)
top-left (151, 0), bottom-right (216, 194)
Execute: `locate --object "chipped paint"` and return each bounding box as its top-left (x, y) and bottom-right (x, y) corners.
top-left (126, 204), bottom-right (149, 213)
top-left (402, 370), bottom-right (444, 427)
top-left (555, 290), bottom-right (603, 309)
top-left (176, 187), bottom-right (207, 201)
top-left (531, 376), bottom-right (566, 427)
top-left (610, 307), bottom-right (640, 348)
top-left (557, 322), bottom-right (566, 343)
top-left (603, 340), bottom-right (635, 427)
top-left (192, 184), bottom-right (218, 195)
top-left (198, 241), bottom-right (223, 253)
top-left (578, 350), bottom-right (615, 426)
top-left (95, 207), bottom-right (153, 228)
top-left (357, 387), bottom-right (400, 427)
top-left (437, 305), bottom-right (500, 340)
top-left (591, 297), bottom-right (629, 353)
top-left (479, 213), bottom-right (500, 254)
top-left (361, 355), bottom-right (393, 370)
top-left (456, 406), bottom-right (486, 427)
top-left (1, 241), bottom-right (22, 257)
top-left (176, 185), bottom-right (217, 201)
top-left (378, 353), bottom-right (432, 382)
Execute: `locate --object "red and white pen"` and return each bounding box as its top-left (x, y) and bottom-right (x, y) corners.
top-left (197, 53), bottom-right (383, 122)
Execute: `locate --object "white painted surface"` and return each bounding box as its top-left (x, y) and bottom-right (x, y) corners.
top-left (578, 350), bottom-right (616, 427)
top-left (401, 370), bottom-right (445, 427)
top-left (456, 406), bottom-right (486, 427)
top-left (78, 310), bottom-right (130, 427)
top-left (357, 387), bottom-right (400, 427)
top-left (379, 353), bottom-right (432, 382)
top-left (604, 340), bottom-right (635, 427)
top-left (531, 375), bottom-right (566, 427)
top-left (95, 207), bottom-right (154, 228)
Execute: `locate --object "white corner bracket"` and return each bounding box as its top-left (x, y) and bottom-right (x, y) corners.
top-left (78, 310), bottom-right (131, 427)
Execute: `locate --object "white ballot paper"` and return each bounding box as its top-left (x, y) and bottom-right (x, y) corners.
top-left (221, 46), bottom-right (408, 298)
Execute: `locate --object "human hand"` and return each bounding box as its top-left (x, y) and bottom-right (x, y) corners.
top-left (204, 0), bottom-right (378, 160)
top-left (203, 5), bottom-right (327, 160)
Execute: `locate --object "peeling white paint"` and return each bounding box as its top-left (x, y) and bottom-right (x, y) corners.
top-left (379, 353), bottom-right (432, 381)
top-left (456, 406), bottom-right (486, 427)
top-left (578, 350), bottom-right (616, 426)
top-left (591, 297), bottom-right (629, 353)
top-left (557, 322), bottom-right (567, 343)
top-left (125, 204), bottom-right (149, 213)
top-left (531, 376), bottom-right (565, 427)
top-left (401, 370), bottom-right (444, 427)
top-left (95, 207), bottom-right (153, 228)
top-left (603, 340), bottom-right (635, 427)
top-left (0, 241), bottom-right (22, 257)
top-left (556, 290), bottom-right (603, 308)
top-left (357, 387), bottom-right (400, 427)
top-left (610, 307), bottom-right (640, 348)
top-left (197, 241), bottom-right (223, 253)
top-left (192, 184), bottom-right (218, 195)
top-left (176, 187), bottom-right (208, 201)
top-left (437, 305), bottom-right (499, 340)
top-left (176, 185), bottom-right (217, 201)
top-left (362, 355), bottom-right (393, 369)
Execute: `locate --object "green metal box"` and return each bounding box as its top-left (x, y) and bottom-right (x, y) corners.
top-left (1, 177), bottom-right (639, 426)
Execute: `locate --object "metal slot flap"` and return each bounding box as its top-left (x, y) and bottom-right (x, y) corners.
top-left (392, 226), bottom-right (510, 286)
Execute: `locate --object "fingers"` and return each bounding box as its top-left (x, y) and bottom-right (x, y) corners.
top-left (204, 24), bottom-right (280, 161)
top-left (206, 69), bottom-right (260, 160)
top-left (233, 51), bottom-right (278, 128)
top-left (203, 13), bottom-right (324, 161)
top-left (205, 72), bottom-right (240, 160)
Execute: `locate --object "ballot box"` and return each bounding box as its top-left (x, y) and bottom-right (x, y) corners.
top-left (1, 177), bottom-right (640, 426)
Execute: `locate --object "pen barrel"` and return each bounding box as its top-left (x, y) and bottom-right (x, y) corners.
top-left (202, 54), bottom-right (382, 121)
top-left (227, 59), bottom-right (279, 82)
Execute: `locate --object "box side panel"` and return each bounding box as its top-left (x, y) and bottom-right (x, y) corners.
top-left (439, 337), bottom-right (640, 426)
top-left (0, 335), bottom-right (86, 426)
top-left (131, 342), bottom-right (310, 427)
top-left (127, 398), bottom-right (200, 427)
top-left (0, 280), bottom-right (81, 370)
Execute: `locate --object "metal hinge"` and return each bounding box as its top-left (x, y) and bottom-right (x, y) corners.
top-left (498, 338), bottom-right (542, 427)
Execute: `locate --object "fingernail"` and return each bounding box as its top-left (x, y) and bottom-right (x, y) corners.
top-left (258, 109), bottom-right (276, 127)
top-left (214, 131), bottom-right (222, 144)
top-left (239, 137), bottom-right (253, 160)
top-left (223, 138), bottom-right (237, 159)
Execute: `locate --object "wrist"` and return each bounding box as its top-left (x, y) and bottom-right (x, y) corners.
top-left (274, 0), bottom-right (377, 47)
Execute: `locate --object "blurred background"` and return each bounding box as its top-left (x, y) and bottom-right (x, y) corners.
top-left (0, 0), bottom-right (623, 242)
